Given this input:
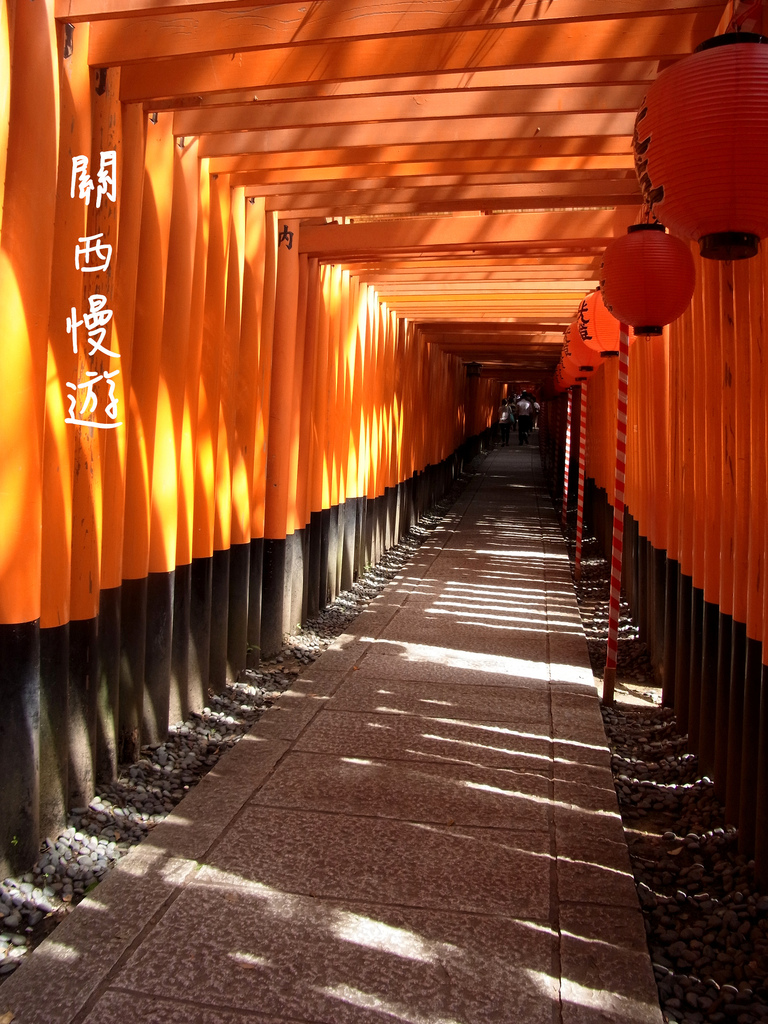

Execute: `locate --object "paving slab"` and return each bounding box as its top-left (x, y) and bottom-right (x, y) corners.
top-left (0, 444), bottom-right (662, 1024)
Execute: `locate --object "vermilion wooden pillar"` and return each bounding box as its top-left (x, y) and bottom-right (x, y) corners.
top-left (190, 171), bottom-right (230, 698)
top-left (119, 112), bottom-right (175, 762)
top-left (261, 218), bottom-right (300, 657)
top-left (307, 262), bottom-right (332, 618)
top-left (145, 136), bottom-right (200, 738)
top-left (39, 19), bottom-right (91, 837)
top-left (230, 195), bottom-right (267, 677)
top-left (98, 100), bottom-right (145, 781)
top-left (68, 63), bottom-right (121, 807)
top-left (285, 252), bottom-right (309, 633)
top-left (209, 185), bottom-right (245, 692)
top-left (245, 205), bottom-right (274, 668)
top-left (295, 258), bottom-right (320, 623)
top-left (0, 0), bottom-right (58, 873)
top-left (176, 158), bottom-right (210, 705)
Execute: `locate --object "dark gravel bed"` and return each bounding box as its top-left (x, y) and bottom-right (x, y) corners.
top-left (567, 526), bottom-right (768, 1024)
top-left (0, 465), bottom-right (478, 984)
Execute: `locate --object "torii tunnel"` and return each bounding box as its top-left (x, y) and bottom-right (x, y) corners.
top-left (2, 0), bottom-right (768, 894)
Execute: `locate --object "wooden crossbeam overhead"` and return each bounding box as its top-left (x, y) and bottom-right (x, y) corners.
top-left (233, 160), bottom-right (636, 187)
top-left (209, 137), bottom-right (636, 176)
top-left (151, 61), bottom-right (664, 111)
top-left (300, 208), bottom-right (636, 258)
top-left (117, 11), bottom-right (721, 102)
top-left (87, 0), bottom-right (722, 64)
top-left (198, 115), bottom-right (638, 158)
top-left (242, 170), bottom-right (635, 197)
top-left (265, 180), bottom-right (641, 214)
top-left (173, 83), bottom-right (648, 136)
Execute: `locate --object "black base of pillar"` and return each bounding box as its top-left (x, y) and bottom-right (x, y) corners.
top-left (356, 496), bottom-right (367, 579)
top-left (687, 586), bottom-right (705, 753)
top-left (96, 588), bottom-right (121, 783)
top-left (754, 664), bottom-right (768, 884)
top-left (739, 635), bottom-right (763, 853)
top-left (714, 611), bottom-right (733, 801)
top-left (40, 622), bottom-right (69, 840)
top-left (285, 530), bottom-right (304, 634)
top-left (189, 555), bottom-right (213, 707)
top-left (227, 542), bottom-right (250, 682)
top-left (698, 599), bottom-right (720, 777)
top-left (68, 615), bottom-right (99, 808)
top-left (319, 507), bottom-right (331, 609)
top-left (307, 511), bottom-right (323, 619)
top-left (119, 577), bottom-right (147, 763)
top-left (341, 499), bottom-right (356, 591)
top-left (171, 563), bottom-right (192, 723)
top-left (0, 620), bottom-right (40, 874)
top-left (726, 619), bottom-right (748, 826)
top-left (261, 538), bottom-right (286, 659)
top-left (209, 549), bottom-right (231, 694)
top-left (674, 572), bottom-right (693, 732)
top-left (247, 538), bottom-right (264, 669)
top-left (301, 526), bottom-right (311, 625)
top-left (662, 559), bottom-right (679, 707)
top-left (143, 570), bottom-right (174, 745)
top-left (327, 505), bottom-right (340, 603)
top-left (650, 546), bottom-right (667, 680)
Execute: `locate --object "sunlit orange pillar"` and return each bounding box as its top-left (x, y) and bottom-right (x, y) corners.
top-left (244, 206), bottom-right (275, 666)
top-left (119, 111), bottom-right (174, 762)
top-left (190, 171), bottom-right (230, 694)
top-left (307, 262), bottom-right (332, 617)
top-left (294, 257), bottom-right (320, 622)
top-left (175, 158), bottom-right (210, 706)
top-left (68, 63), bottom-right (121, 806)
top-left (285, 252), bottom-right (309, 632)
top-left (0, 0), bottom-right (58, 872)
top-left (323, 264), bottom-right (343, 602)
top-left (353, 281), bottom-right (372, 576)
top-left (97, 100), bottom-right (145, 782)
top-left (209, 184), bottom-right (245, 692)
top-left (261, 218), bottom-right (300, 657)
top-left (230, 195), bottom-right (266, 675)
top-left (145, 136), bottom-right (200, 740)
top-left (38, 19), bottom-right (90, 837)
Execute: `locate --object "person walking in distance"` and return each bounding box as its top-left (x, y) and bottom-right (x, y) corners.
top-left (499, 398), bottom-right (512, 446)
top-left (516, 392), bottom-right (534, 445)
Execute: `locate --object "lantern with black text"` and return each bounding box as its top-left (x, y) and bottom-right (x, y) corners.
top-left (562, 321), bottom-right (604, 376)
top-left (574, 289), bottom-right (621, 355)
top-left (600, 223), bottom-right (696, 334)
top-left (633, 33), bottom-right (768, 260)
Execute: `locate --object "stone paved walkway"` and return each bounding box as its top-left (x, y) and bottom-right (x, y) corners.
top-left (1, 443), bottom-right (663, 1024)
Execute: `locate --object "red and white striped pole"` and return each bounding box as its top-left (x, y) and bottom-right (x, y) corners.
top-left (574, 381), bottom-right (588, 582)
top-left (561, 389), bottom-right (573, 529)
top-left (603, 324), bottom-right (630, 705)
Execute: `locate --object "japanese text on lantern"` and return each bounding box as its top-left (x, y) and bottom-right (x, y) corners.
top-left (65, 150), bottom-right (120, 429)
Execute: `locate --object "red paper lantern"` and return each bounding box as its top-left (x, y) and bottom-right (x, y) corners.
top-left (600, 224), bottom-right (696, 335)
top-left (634, 33), bottom-right (768, 260)
top-left (553, 361), bottom-right (576, 393)
top-left (562, 322), bottom-right (604, 374)
top-left (573, 289), bottom-right (622, 354)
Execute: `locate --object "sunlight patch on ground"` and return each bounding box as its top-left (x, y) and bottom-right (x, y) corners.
top-left (329, 911), bottom-right (459, 964)
top-left (460, 780), bottom-right (621, 820)
top-left (561, 976), bottom-right (662, 1022)
top-left (361, 637), bottom-right (550, 680)
top-left (314, 982), bottom-right (464, 1024)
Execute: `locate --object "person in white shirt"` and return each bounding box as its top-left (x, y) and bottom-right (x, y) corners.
top-left (498, 398), bottom-right (513, 445)
top-left (516, 393), bottom-right (534, 445)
